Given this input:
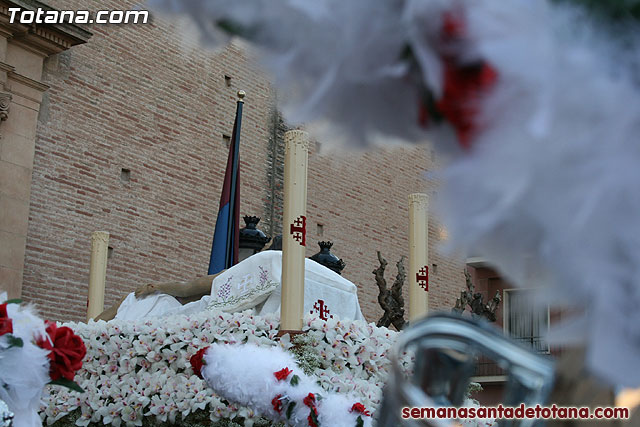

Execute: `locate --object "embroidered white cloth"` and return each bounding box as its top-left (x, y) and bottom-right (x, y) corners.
top-left (114, 251), bottom-right (364, 321)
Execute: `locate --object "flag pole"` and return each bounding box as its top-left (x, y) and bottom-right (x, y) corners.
top-left (225, 90), bottom-right (244, 268)
top-left (208, 91), bottom-right (244, 275)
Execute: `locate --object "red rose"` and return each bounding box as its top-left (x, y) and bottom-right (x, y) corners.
top-left (274, 367), bottom-right (292, 381)
top-left (190, 346), bottom-right (209, 379)
top-left (272, 394), bottom-right (284, 414)
top-left (0, 303), bottom-right (12, 336)
top-left (38, 321), bottom-right (86, 381)
top-left (350, 402), bottom-right (371, 416)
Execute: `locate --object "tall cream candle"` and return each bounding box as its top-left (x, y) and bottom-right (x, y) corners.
top-left (280, 130), bottom-right (309, 333)
top-left (87, 231), bottom-right (109, 321)
top-left (408, 193), bottom-right (429, 322)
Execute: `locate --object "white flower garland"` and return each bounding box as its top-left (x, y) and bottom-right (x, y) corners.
top-left (42, 310), bottom-right (492, 426)
top-left (42, 311), bottom-right (394, 426)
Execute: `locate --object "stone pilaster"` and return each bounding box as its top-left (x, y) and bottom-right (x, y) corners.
top-left (0, 0), bottom-right (91, 297)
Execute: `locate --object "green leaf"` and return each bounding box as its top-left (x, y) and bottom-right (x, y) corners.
top-left (286, 402), bottom-right (296, 420)
top-left (49, 378), bottom-right (85, 393)
top-left (5, 334), bottom-right (23, 348)
top-left (4, 299), bottom-right (22, 305)
top-left (290, 374), bottom-right (300, 386)
top-left (356, 415), bottom-right (364, 427)
top-left (309, 409), bottom-right (320, 426)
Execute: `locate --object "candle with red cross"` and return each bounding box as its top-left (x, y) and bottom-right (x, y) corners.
top-left (280, 130), bottom-right (309, 333)
top-left (409, 193), bottom-right (429, 322)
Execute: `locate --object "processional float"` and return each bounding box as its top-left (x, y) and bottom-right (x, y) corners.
top-left (81, 118), bottom-right (556, 425)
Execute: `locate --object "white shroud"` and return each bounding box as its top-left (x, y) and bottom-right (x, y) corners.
top-left (114, 251), bottom-right (364, 321)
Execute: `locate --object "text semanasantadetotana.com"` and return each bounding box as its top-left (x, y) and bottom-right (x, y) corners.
top-left (402, 404), bottom-right (630, 420)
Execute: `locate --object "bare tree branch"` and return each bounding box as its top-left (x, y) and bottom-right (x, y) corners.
top-left (374, 251), bottom-right (406, 330)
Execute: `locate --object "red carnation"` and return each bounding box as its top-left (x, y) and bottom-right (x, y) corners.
top-left (303, 393), bottom-right (316, 408)
top-left (350, 402), bottom-right (371, 416)
top-left (37, 321), bottom-right (86, 381)
top-left (274, 367), bottom-right (292, 381)
top-left (419, 9), bottom-right (499, 150)
top-left (0, 303), bottom-right (12, 336)
top-left (442, 10), bottom-right (465, 40)
top-left (303, 393), bottom-right (319, 427)
top-left (190, 346), bottom-right (210, 379)
top-left (272, 394), bottom-right (284, 414)
top-left (436, 59), bottom-right (498, 149)
top-left (307, 411), bottom-right (318, 427)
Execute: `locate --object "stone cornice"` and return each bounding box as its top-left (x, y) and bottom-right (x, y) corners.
top-left (0, 0), bottom-right (92, 55)
top-left (8, 69), bottom-right (48, 91)
top-left (0, 62), bottom-right (13, 72)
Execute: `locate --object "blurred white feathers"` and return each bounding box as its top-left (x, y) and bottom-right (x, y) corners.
top-left (148, 0), bottom-right (640, 386)
top-left (149, 0), bottom-right (437, 145)
top-left (0, 294), bottom-right (49, 427)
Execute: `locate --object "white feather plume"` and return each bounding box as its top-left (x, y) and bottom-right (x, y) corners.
top-left (0, 295), bottom-right (49, 427)
top-left (200, 343), bottom-right (372, 427)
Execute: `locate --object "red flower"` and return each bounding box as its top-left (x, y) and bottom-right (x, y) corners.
top-left (303, 393), bottom-right (316, 408)
top-left (350, 402), bottom-right (371, 416)
top-left (37, 321), bottom-right (86, 381)
top-left (190, 346), bottom-right (210, 379)
top-left (272, 394), bottom-right (284, 414)
top-left (274, 367), bottom-right (292, 381)
top-left (307, 411), bottom-right (318, 427)
top-left (0, 303), bottom-right (12, 336)
top-left (436, 59), bottom-right (498, 149)
top-left (418, 8), bottom-right (499, 150)
top-left (442, 10), bottom-right (465, 40)
top-left (303, 393), bottom-right (319, 427)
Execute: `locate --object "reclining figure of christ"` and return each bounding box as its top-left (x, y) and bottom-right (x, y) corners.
top-left (96, 250), bottom-right (365, 322)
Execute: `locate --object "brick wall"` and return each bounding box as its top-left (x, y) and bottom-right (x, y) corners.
top-left (304, 144), bottom-right (466, 323)
top-left (22, 0), bottom-right (465, 323)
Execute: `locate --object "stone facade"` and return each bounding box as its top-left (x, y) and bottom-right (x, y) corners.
top-left (0, 0), bottom-right (90, 300)
top-left (17, 0), bottom-right (466, 323)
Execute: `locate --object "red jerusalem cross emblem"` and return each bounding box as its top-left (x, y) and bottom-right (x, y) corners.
top-left (416, 266), bottom-right (429, 292)
top-left (290, 215), bottom-right (306, 246)
top-left (310, 299), bottom-right (333, 320)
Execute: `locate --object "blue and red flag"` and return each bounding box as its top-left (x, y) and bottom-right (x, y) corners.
top-left (208, 96), bottom-right (243, 274)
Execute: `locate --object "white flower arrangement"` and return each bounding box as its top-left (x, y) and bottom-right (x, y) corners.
top-left (42, 310), bottom-right (492, 426)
